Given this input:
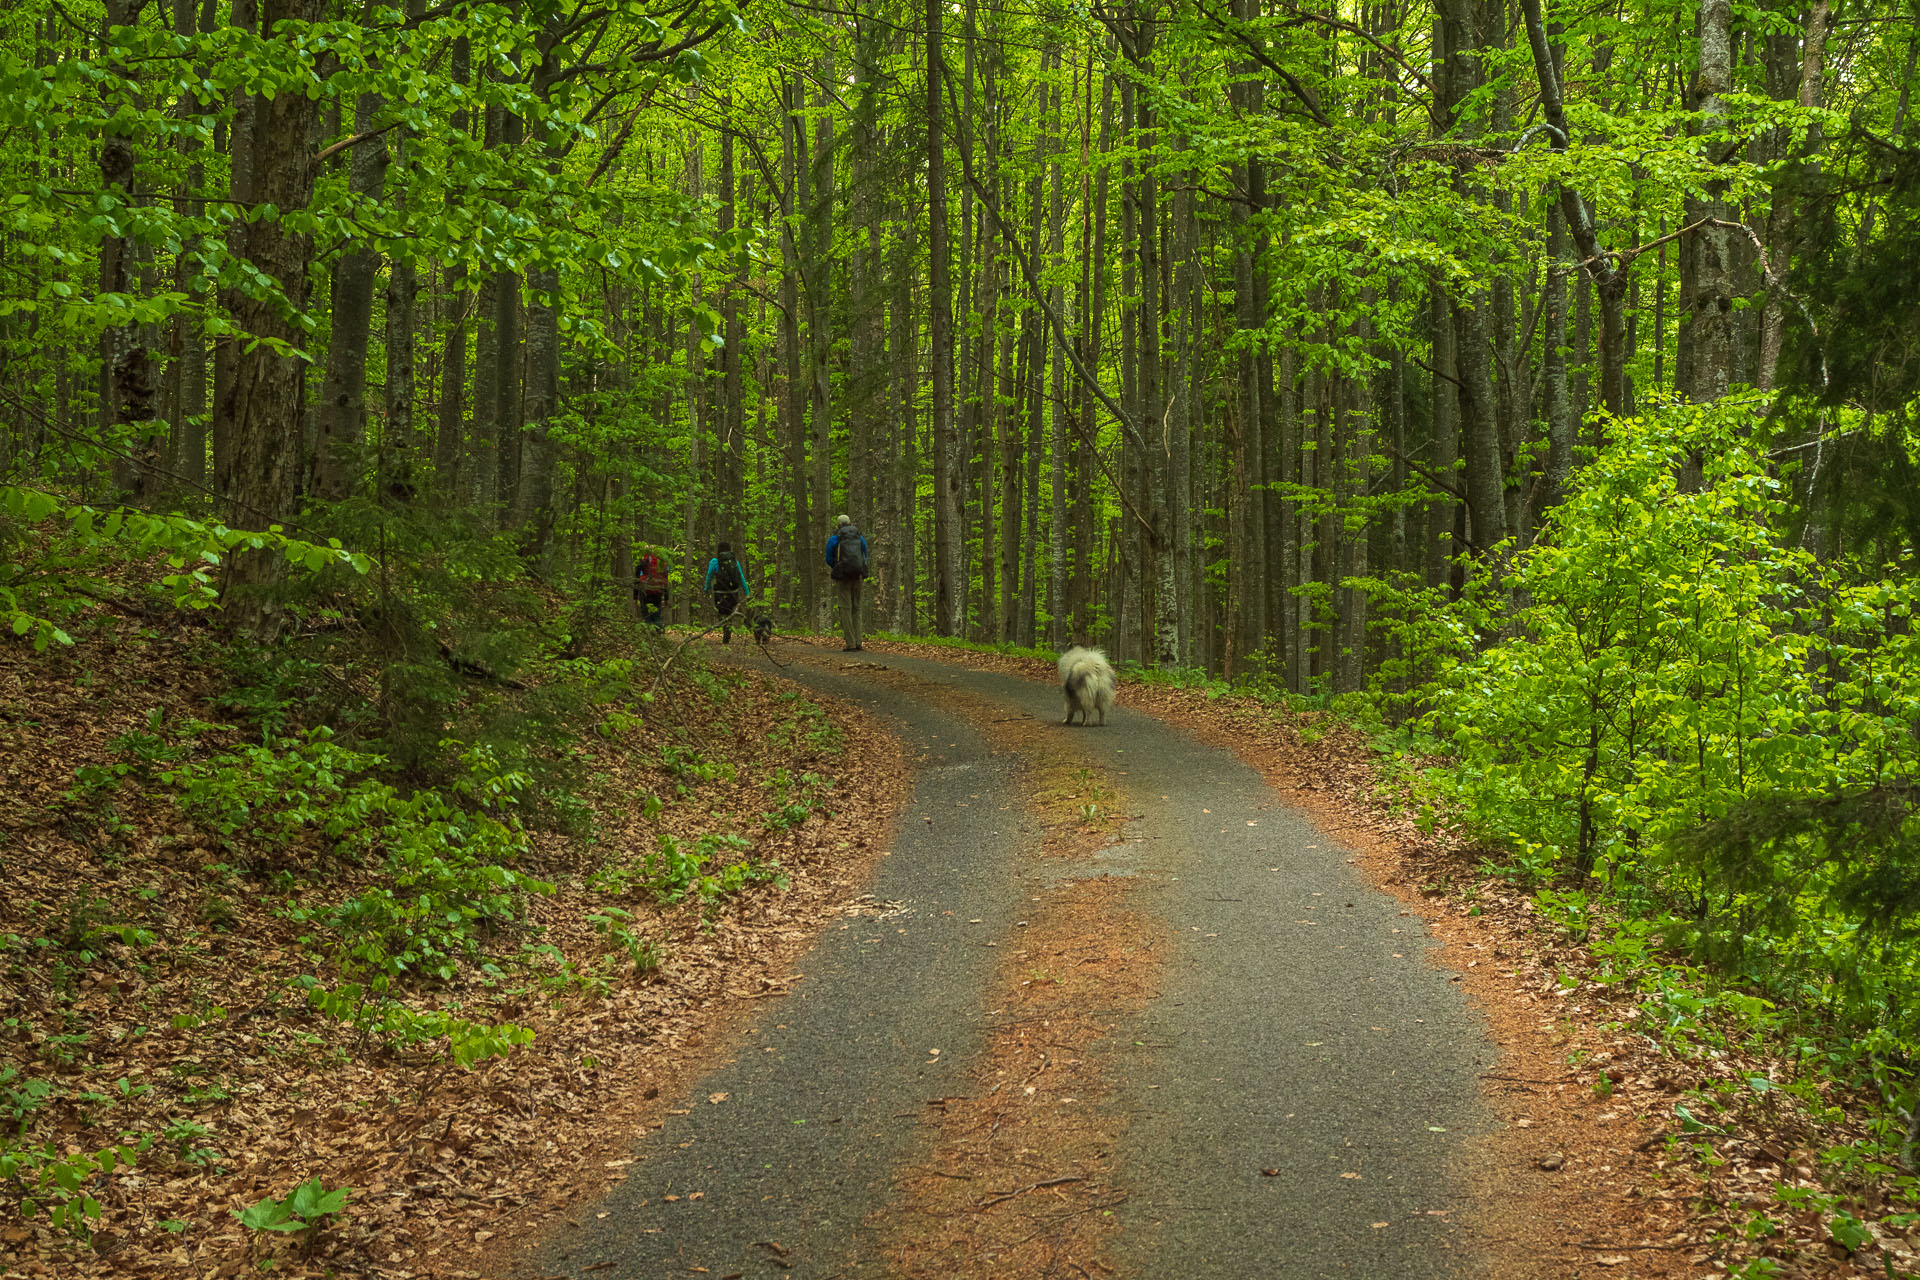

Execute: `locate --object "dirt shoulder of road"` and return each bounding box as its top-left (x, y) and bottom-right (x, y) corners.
top-left (844, 636), bottom-right (1777, 1280)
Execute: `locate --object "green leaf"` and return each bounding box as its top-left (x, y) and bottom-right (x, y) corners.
top-left (287, 1176), bottom-right (348, 1220)
top-left (236, 1197), bottom-right (295, 1231)
top-left (1828, 1213), bottom-right (1872, 1252)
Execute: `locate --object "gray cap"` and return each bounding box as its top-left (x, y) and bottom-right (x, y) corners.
top-left (835, 514), bottom-right (851, 528)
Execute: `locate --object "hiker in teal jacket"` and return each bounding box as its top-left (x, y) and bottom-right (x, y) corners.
top-left (703, 541), bottom-right (752, 645)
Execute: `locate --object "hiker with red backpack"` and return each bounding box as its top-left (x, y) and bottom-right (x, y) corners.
top-left (824, 515), bottom-right (869, 652)
top-left (634, 546), bottom-right (669, 630)
top-left (702, 540), bottom-right (753, 645)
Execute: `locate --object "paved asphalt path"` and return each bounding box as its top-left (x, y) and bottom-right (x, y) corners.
top-left (525, 646), bottom-right (1495, 1280)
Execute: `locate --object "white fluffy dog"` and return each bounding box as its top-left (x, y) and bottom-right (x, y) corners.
top-left (1058, 646), bottom-right (1116, 727)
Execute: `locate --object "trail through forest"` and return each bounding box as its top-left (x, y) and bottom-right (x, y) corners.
top-left (5, 0), bottom-right (1918, 1268)
top-left (525, 643), bottom-right (1493, 1279)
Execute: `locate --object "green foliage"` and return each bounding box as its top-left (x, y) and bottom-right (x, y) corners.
top-left (160, 1118), bottom-right (221, 1170)
top-left (586, 907), bottom-right (662, 975)
top-left (256, 503), bottom-right (615, 817)
top-left (760, 767), bottom-right (830, 831)
top-left (156, 728), bottom-right (553, 979)
top-left (758, 690), bottom-right (844, 755)
top-left (1788, 128), bottom-right (1920, 424)
top-left (233, 1176), bottom-right (351, 1240)
top-left (1411, 402), bottom-right (1920, 1047)
top-left (1116, 660), bottom-right (1213, 691)
top-left (301, 980), bottom-right (533, 1069)
top-left (660, 744), bottom-right (736, 793)
top-left (0, 1132), bottom-right (150, 1237)
top-left (643, 832), bottom-right (781, 905)
top-left (0, 1068), bottom-right (53, 1139)
top-left (163, 727), bottom-right (380, 844)
top-left (0, 486), bottom-right (369, 651)
top-left (868, 631), bottom-right (1057, 665)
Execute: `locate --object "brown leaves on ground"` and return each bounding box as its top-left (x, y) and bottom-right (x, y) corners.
top-left (879, 875), bottom-right (1148, 1280)
top-left (864, 692), bottom-right (1158, 1280)
top-left (859, 637), bottom-right (1904, 1279)
top-left (0, 620), bottom-right (907, 1280)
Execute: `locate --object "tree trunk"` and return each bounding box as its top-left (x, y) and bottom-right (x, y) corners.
top-left (1454, 297), bottom-right (1507, 551)
top-left (1132, 15), bottom-right (1174, 668)
top-left (1116, 71), bottom-right (1139, 664)
top-left (219, 0), bottom-right (327, 635)
top-left (683, 276), bottom-right (704, 592)
top-left (1277, 343), bottom-right (1303, 689)
top-left (1229, 21), bottom-right (1266, 668)
top-left (1446, 0), bottom-right (1508, 554)
top-left (781, 76), bottom-right (817, 624)
top-left (1169, 121), bottom-right (1198, 667)
top-left (1518, 0), bottom-right (1627, 417)
top-left (168, 0), bottom-right (216, 497)
top-left (514, 31), bottom-right (571, 562)
top-left (996, 289), bottom-right (1021, 643)
top-left (719, 113), bottom-right (746, 528)
top-left (210, 0), bottom-right (257, 500)
top-left (849, 21), bottom-right (885, 545)
top-left (1003, 125), bottom-right (1042, 642)
top-left (1682, 0), bottom-right (1737, 407)
top-left (928, 0), bottom-right (962, 636)
top-left (467, 269), bottom-right (500, 510)
top-left (430, 35), bottom-right (470, 494)
top-left (1756, 0), bottom-right (1829, 392)
top-left (1073, 61), bottom-right (1114, 645)
top-left (518, 262), bottom-right (560, 557)
top-left (1046, 48), bottom-right (1068, 648)
top-left (490, 268), bottom-right (521, 514)
top-left (434, 264), bottom-right (468, 493)
top-left (101, 0), bottom-right (158, 499)
top-left (1425, 276), bottom-right (1458, 587)
top-left (890, 230), bottom-right (917, 631)
top-left (806, 58), bottom-right (835, 631)
top-left (380, 0), bottom-right (424, 493)
top-left (1539, 205), bottom-right (1575, 520)
top-left (312, 82), bottom-right (387, 502)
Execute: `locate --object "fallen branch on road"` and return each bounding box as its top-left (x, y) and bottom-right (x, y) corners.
top-left (976, 1176), bottom-right (1086, 1210)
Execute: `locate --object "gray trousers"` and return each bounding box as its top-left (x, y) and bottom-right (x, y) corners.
top-left (837, 579), bottom-right (864, 649)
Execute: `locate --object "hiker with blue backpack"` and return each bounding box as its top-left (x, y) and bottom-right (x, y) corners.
top-left (703, 540), bottom-right (753, 645)
top-left (825, 515), bottom-right (869, 652)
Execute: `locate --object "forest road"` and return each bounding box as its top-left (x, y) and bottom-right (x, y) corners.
top-left (524, 644), bottom-right (1497, 1280)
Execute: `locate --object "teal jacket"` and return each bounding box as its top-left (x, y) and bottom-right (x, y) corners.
top-left (703, 556), bottom-right (753, 597)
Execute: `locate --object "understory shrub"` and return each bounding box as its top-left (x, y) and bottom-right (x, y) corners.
top-left (163, 731), bottom-right (553, 979)
top-left (1405, 403), bottom-right (1920, 1048)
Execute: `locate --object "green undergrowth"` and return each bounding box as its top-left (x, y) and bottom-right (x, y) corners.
top-left (1380, 411), bottom-right (1920, 1125)
top-left (0, 508), bottom-right (849, 1252)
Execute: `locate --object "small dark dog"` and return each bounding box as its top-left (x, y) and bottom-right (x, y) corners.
top-left (751, 611), bottom-right (774, 645)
